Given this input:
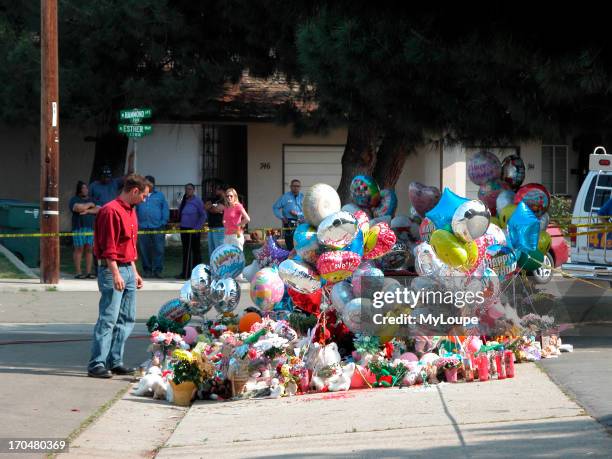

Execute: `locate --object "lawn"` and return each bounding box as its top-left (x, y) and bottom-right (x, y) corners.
top-left (0, 251), bottom-right (32, 279)
top-left (59, 238), bottom-right (257, 277)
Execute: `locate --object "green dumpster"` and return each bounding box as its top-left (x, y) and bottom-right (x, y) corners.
top-left (0, 199), bottom-right (40, 267)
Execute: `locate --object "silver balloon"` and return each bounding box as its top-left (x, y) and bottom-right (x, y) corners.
top-left (330, 281), bottom-right (354, 314)
top-left (496, 190), bottom-right (516, 215)
top-left (159, 298), bottom-right (191, 324)
top-left (451, 200), bottom-right (491, 242)
top-left (539, 212), bottom-right (550, 231)
top-left (342, 298), bottom-right (370, 333)
top-left (278, 259), bottom-right (321, 294)
top-left (317, 211), bottom-right (358, 249)
top-left (341, 203), bottom-right (363, 215)
top-left (379, 242), bottom-right (410, 270)
top-left (414, 242), bottom-right (445, 276)
top-left (210, 278), bottom-right (241, 314)
top-left (242, 261), bottom-right (261, 283)
top-left (190, 264), bottom-right (213, 300)
top-left (210, 244), bottom-right (245, 279)
top-left (303, 183), bottom-right (341, 227)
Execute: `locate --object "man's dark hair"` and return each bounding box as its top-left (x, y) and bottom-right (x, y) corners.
top-left (145, 175), bottom-right (156, 185)
top-left (290, 179), bottom-right (301, 186)
top-left (100, 165), bottom-right (112, 178)
top-left (75, 180), bottom-right (87, 196)
top-left (123, 174), bottom-right (151, 192)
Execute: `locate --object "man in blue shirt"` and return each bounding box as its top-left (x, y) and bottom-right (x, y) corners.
top-left (89, 166), bottom-right (124, 207)
top-left (272, 179), bottom-right (304, 250)
top-left (136, 175), bottom-right (169, 278)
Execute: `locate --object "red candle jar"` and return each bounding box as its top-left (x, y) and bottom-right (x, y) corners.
top-left (477, 354), bottom-right (489, 381)
top-left (495, 353), bottom-right (506, 379)
top-left (504, 350), bottom-right (515, 378)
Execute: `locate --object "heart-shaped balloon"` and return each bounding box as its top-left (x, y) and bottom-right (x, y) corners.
top-left (363, 222), bottom-right (397, 260)
top-left (408, 182), bottom-right (441, 218)
top-left (372, 189), bottom-right (398, 218)
top-left (278, 259), bottom-right (321, 294)
top-left (287, 287), bottom-right (322, 316)
top-left (316, 250), bottom-right (362, 283)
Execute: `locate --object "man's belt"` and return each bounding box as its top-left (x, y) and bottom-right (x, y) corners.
top-left (98, 259), bottom-right (131, 267)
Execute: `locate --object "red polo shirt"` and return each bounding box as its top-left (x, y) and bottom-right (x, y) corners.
top-left (94, 197), bottom-right (138, 263)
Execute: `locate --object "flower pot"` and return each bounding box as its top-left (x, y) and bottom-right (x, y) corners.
top-left (170, 380), bottom-right (197, 406)
top-left (444, 367), bottom-right (458, 383)
top-left (231, 376), bottom-right (250, 398)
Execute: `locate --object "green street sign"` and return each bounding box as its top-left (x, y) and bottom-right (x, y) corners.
top-left (118, 124), bottom-right (153, 137)
top-left (119, 108), bottom-right (152, 124)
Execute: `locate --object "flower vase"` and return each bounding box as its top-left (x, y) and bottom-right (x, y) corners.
top-left (170, 380), bottom-right (197, 406)
top-left (444, 367), bottom-right (458, 383)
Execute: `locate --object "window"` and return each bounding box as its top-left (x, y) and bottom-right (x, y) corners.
top-left (583, 174), bottom-right (612, 212)
top-left (542, 145), bottom-right (568, 195)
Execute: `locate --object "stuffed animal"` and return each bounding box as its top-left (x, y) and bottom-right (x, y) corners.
top-left (308, 342), bottom-right (356, 392)
top-left (131, 366), bottom-right (163, 397)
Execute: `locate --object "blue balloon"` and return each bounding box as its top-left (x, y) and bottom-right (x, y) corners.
top-left (507, 201), bottom-right (540, 253)
top-left (425, 188), bottom-right (469, 229)
top-left (343, 229), bottom-right (364, 256)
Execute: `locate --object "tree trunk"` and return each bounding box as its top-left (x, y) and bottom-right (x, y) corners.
top-left (336, 121), bottom-right (378, 203)
top-left (372, 134), bottom-right (410, 190)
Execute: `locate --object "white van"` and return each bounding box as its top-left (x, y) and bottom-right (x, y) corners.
top-left (562, 146), bottom-right (612, 282)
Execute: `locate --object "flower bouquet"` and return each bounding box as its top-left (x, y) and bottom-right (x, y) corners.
top-left (436, 356), bottom-right (461, 383)
top-left (368, 357), bottom-right (407, 388)
top-left (169, 349), bottom-right (202, 405)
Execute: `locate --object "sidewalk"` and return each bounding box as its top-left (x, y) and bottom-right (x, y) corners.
top-left (58, 363), bottom-right (612, 458)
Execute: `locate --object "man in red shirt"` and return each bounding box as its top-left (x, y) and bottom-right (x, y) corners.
top-left (87, 174), bottom-right (151, 378)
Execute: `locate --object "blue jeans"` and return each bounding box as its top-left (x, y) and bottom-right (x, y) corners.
top-left (208, 228), bottom-right (225, 257)
top-left (88, 265), bottom-right (136, 370)
top-left (138, 229), bottom-right (165, 273)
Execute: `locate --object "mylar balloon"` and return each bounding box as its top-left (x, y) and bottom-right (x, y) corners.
top-left (486, 246), bottom-right (517, 282)
top-left (485, 223), bottom-right (507, 246)
top-left (478, 179), bottom-right (506, 215)
top-left (351, 262), bottom-right (384, 297)
top-left (379, 242), bottom-right (410, 270)
top-left (539, 212), bottom-right (550, 232)
top-left (507, 202), bottom-right (540, 253)
top-left (498, 204), bottom-right (516, 229)
top-left (496, 190), bottom-right (516, 215)
top-left (414, 242), bottom-right (446, 276)
top-left (256, 236), bottom-right (290, 267)
top-left (210, 244), bottom-right (245, 279)
top-left (330, 281), bottom-right (354, 314)
top-left (408, 182), bottom-right (441, 218)
top-left (501, 155), bottom-right (526, 190)
top-left (467, 151), bottom-right (502, 186)
top-left (451, 200), bottom-right (491, 242)
top-left (430, 229), bottom-right (473, 270)
top-left (425, 188), bottom-right (469, 230)
top-left (316, 250), bottom-right (362, 283)
top-left (179, 281), bottom-right (200, 310)
top-left (372, 189), bottom-right (398, 218)
top-left (190, 264), bottom-right (213, 299)
top-left (159, 298), bottom-right (191, 324)
top-left (538, 231), bottom-right (552, 254)
top-left (353, 210), bottom-right (370, 232)
top-left (210, 278), bottom-right (241, 314)
top-left (303, 183), bottom-right (341, 227)
top-left (293, 223), bottom-right (320, 265)
top-left (363, 222), bottom-right (397, 260)
top-left (242, 261), bottom-right (260, 283)
top-left (278, 259), bottom-right (321, 294)
top-left (341, 203), bottom-right (364, 215)
top-left (518, 249), bottom-right (545, 272)
top-left (344, 229), bottom-right (364, 257)
top-left (342, 298), bottom-right (369, 333)
top-left (419, 217), bottom-right (436, 243)
top-left (317, 211), bottom-right (359, 249)
top-left (514, 183), bottom-right (551, 217)
top-left (250, 267), bottom-right (285, 312)
top-left (350, 175), bottom-right (381, 208)
top-left (287, 287), bottom-right (322, 315)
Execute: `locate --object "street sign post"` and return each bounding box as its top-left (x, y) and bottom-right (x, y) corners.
top-left (119, 108), bottom-right (152, 124)
top-left (118, 108), bottom-right (153, 173)
top-left (118, 124), bottom-right (153, 137)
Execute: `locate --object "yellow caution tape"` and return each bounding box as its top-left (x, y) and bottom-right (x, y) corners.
top-left (0, 227), bottom-right (294, 238)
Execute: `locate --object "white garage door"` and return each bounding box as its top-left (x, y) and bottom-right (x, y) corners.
top-left (283, 145), bottom-right (345, 193)
top-left (465, 146), bottom-right (519, 199)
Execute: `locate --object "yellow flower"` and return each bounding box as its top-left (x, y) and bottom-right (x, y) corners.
top-left (172, 349), bottom-right (195, 363)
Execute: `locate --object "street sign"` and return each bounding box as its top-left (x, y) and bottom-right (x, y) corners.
top-left (118, 124), bottom-right (153, 137)
top-left (119, 108), bottom-right (152, 124)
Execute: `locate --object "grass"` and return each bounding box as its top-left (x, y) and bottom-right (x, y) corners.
top-left (0, 251), bottom-right (31, 279)
top-left (59, 238), bottom-right (257, 277)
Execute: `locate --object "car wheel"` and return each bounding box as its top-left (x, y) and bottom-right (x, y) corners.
top-left (532, 252), bottom-right (554, 284)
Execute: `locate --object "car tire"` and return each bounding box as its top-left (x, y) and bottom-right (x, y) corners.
top-left (531, 252), bottom-right (554, 284)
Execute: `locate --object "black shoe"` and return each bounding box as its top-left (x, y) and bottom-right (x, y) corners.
top-left (110, 365), bottom-right (136, 375)
top-left (88, 366), bottom-right (112, 378)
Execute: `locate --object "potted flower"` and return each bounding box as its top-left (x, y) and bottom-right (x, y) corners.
top-left (169, 349), bottom-right (202, 406)
top-left (437, 356), bottom-right (461, 383)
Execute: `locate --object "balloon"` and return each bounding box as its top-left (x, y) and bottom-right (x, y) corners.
top-left (242, 261), bottom-right (260, 283)
top-left (353, 210), bottom-right (370, 232)
top-left (363, 222), bottom-right (397, 260)
top-left (239, 312), bottom-right (262, 333)
top-left (518, 249), bottom-right (545, 271)
top-left (478, 179), bottom-right (506, 215)
top-left (430, 229), bottom-right (474, 269)
top-left (293, 223), bottom-right (320, 265)
top-left (303, 183), bottom-right (341, 227)
top-left (350, 175), bottom-right (381, 208)
top-left (514, 183), bottom-right (551, 217)
top-left (467, 150), bottom-right (502, 186)
top-left (415, 242), bottom-right (446, 276)
top-left (372, 189), bottom-right (398, 218)
top-left (419, 217), bottom-right (436, 243)
top-left (496, 190), bottom-right (516, 215)
top-left (540, 212), bottom-right (550, 232)
top-left (485, 223), bottom-right (507, 246)
top-left (330, 281), bottom-right (354, 314)
top-left (490, 216), bottom-right (502, 228)
top-left (498, 204), bottom-right (516, 229)
top-left (464, 336), bottom-right (483, 354)
top-left (538, 231), bottom-right (552, 255)
top-left (342, 298), bottom-right (369, 333)
top-left (378, 242), bottom-right (410, 270)
top-left (351, 365), bottom-right (377, 388)
top-left (210, 244), bottom-right (245, 279)
top-left (287, 287), bottom-right (321, 315)
top-left (256, 236), bottom-right (290, 267)
top-left (420, 352), bottom-right (440, 365)
top-left (316, 250), bottom-right (362, 283)
top-left (344, 229), bottom-right (364, 257)
top-left (316, 211), bottom-right (358, 249)
top-left (341, 203), bottom-right (364, 215)
top-left (278, 259), bottom-right (321, 294)
top-left (486, 245), bottom-right (517, 282)
top-left (351, 262), bottom-right (384, 297)
top-left (501, 155), bottom-right (526, 190)
top-left (190, 264), bottom-right (213, 299)
top-left (408, 182), bottom-right (441, 218)
top-left (183, 326), bottom-right (198, 345)
top-left (181, 280), bottom-right (213, 316)
top-left (159, 298), bottom-right (191, 324)
top-left (426, 188), bottom-right (470, 230)
top-left (451, 200), bottom-right (491, 242)
top-left (507, 201), bottom-right (540, 253)
top-left (370, 215), bottom-right (392, 226)
top-left (399, 352), bottom-right (418, 362)
top-left (210, 278), bottom-right (241, 314)
top-left (250, 267), bottom-right (285, 311)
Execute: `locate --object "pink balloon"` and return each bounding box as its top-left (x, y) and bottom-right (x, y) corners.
top-left (409, 182), bottom-right (441, 218)
top-left (183, 326), bottom-right (198, 345)
top-left (399, 352), bottom-right (418, 362)
top-left (464, 336), bottom-right (483, 354)
top-left (350, 365), bottom-right (377, 389)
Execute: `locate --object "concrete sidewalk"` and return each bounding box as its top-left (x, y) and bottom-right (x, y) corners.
top-left (58, 363), bottom-right (612, 458)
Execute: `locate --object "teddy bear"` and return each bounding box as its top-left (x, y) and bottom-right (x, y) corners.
top-left (132, 366), bottom-right (163, 397)
top-left (308, 342), bottom-right (356, 392)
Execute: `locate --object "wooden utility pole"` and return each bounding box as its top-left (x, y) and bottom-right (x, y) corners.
top-left (40, 0), bottom-right (60, 284)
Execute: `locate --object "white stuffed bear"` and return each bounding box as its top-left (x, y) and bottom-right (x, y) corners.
top-left (308, 342), bottom-right (355, 392)
top-left (132, 366), bottom-right (163, 397)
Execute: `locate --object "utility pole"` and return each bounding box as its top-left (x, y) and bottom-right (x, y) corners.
top-left (40, 0), bottom-right (60, 284)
